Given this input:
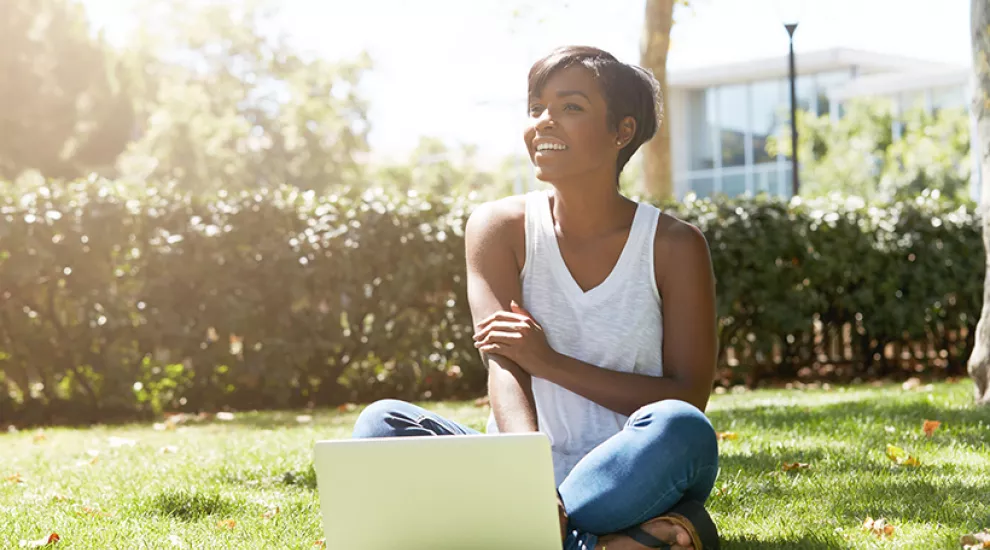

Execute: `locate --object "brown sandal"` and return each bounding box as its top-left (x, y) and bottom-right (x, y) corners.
top-left (618, 500), bottom-right (719, 549)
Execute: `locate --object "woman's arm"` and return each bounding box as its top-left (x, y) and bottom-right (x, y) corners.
top-left (464, 199), bottom-right (538, 433)
top-left (475, 217), bottom-right (717, 414)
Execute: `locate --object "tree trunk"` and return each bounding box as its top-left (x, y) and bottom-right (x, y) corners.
top-left (641, 0), bottom-right (675, 200)
top-left (968, 0), bottom-right (990, 405)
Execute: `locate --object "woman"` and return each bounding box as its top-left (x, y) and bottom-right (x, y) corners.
top-left (352, 45), bottom-right (720, 550)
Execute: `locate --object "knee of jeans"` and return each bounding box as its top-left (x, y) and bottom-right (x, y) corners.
top-left (351, 398), bottom-right (410, 438)
top-left (628, 400), bottom-right (718, 457)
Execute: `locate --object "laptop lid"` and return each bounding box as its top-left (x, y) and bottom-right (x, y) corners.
top-left (314, 432), bottom-right (561, 550)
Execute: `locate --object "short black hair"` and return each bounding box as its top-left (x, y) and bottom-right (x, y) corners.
top-left (527, 45), bottom-right (663, 180)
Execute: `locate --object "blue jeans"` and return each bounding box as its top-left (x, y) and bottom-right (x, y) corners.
top-left (351, 398), bottom-right (719, 550)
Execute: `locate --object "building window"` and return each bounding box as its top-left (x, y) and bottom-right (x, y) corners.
top-left (687, 89), bottom-right (716, 170)
top-left (750, 79), bottom-right (785, 164)
top-left (718, 84), bottom-right (748, 168)
top-left (932, 86), bottom-right (966, 113)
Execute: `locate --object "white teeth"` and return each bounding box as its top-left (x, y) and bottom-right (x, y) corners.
top-left (536, 143), bottom-right (567, 151)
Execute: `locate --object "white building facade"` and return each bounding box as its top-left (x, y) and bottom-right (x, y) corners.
top-left (665, 48), bottom-right (978, 200)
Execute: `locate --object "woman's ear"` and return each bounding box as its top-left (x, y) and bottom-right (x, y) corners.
top-left (616, 116), bottom-right (637, 148)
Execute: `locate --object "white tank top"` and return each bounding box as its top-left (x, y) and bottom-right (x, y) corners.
top-left (486, 189), bottom-right (664, 486)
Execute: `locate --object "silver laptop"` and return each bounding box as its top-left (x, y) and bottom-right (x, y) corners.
top-left (313, 432), bottom-right (562, 549)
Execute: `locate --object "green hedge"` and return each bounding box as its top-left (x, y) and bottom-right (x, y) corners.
top-left (0, 181), bottom-right (983, 424)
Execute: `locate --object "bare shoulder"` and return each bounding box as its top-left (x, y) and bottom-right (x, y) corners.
top-left (465, 195), bottom-right (527, 237)
top-left (653, 211), bottom-right (713, 285)
top-left (655, 212), bottom-right (709, 252)
top-left (465, 194), bottom-right (528, 269)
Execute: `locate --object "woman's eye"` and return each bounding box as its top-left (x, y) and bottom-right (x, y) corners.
top-left (529, 105), bottom-right (544, 116)
top-left (564, 103), bottom-right (583, 111)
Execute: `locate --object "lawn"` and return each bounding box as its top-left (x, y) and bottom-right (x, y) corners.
top-left (2, 381), bottom-right (989, 549)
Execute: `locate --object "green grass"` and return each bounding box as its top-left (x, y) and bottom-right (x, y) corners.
top-left (2, 383), bottom-right (989, 549)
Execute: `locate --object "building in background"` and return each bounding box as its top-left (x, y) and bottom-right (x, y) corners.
top-left (665, 48), bottom-right (977, 200)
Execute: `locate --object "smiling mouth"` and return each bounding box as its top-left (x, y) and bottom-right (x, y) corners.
top-left (535, 143), bottom-right (568, 152)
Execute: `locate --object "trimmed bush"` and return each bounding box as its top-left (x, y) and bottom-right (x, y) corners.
top-left (0, 180), bottom-right (982, 424)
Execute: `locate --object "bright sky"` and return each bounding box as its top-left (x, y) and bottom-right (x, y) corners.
top-left (83, 0), bottom-right (972, 164)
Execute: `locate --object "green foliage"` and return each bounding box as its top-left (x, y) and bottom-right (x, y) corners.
top-left (0, 180), bottom-right (982, 423)
top-left (768, 99), bottom-right (971, 201)
top-left (0, 0), bottom-right (135, 180)
top-left (673, 191), bottom-right (982, 384)
top-left (881, 107), bottom-right (971, 200)
top-left (371, 138), bottom-right (525, 202)
top-left (116, 0), bottom-right (370, 194)
top-left (0, 179), bottom-right (479, 424)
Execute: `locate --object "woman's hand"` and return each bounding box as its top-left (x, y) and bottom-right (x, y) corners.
top-left (473, 301), bottom-right (556, 377)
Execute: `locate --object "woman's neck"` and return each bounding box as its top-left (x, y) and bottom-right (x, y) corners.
top-left (548, 179), bottom-right (635, 239)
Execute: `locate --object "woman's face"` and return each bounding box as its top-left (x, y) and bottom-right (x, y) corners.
top-left (524, 65), bottom-right (626, 184)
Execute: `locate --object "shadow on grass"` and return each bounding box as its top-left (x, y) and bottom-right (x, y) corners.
top-left (214, 463), bottom-right (318, 491)
top-left (722, 535), bottom-right (844, 549)
top-left (280, 465), bottom-right (318, 490)
top-left (831, 477), bottom-right (990, 526)
top-left (142, 489), bottom-right (247, 520)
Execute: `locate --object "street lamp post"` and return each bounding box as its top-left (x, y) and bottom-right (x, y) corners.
top-left (784, 22), bottom-right (800, 197)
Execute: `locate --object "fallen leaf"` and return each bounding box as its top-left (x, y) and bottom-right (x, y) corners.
top-left (18, 533), bottom-right (59, 547)
top-left (901, 455), bottom-right (921, 467)
top-left (262, 506), bottom-right (280, 519)
top-left (923, 420), bottom-right (941, 438)
top-left (165, 413), bottom-right (192, 425)
top-left (781, 462), bottom-right (811, 472)
top-left (217, 519), bottom-right (236, 530)
top-left (716, 432), bottom-right (738, 441)
top-left (76, 506), bottom-right (112, 518)
top-left (160, 446), bottom-right (178, 454)
top-left (6, 473), bottom-right (23, 483)
top-left (295, 415), bottom-right (312, 424)
top-left (107, 436), bottom-right (137, 448)
top-left (961, 528), bottom-right (990, 549)
top-left (885, 444), bottom-right (921, 467)
top-left (313, 540), bottom-right (326, 548)
top-left (862, 516), bottom-right (895, 539)
top-left (902, 377), bottom-right (921, 391)
top-left (229, 334), bottom-right (243, 355)
top-left (216, 412), bottom-right (235, 421)
top-left (33, 431), bottom-right (47, 443)
top-left (80, 450), bottom-right (100, 466)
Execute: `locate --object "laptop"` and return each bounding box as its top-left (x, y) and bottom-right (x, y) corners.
top-left (313, 432), bottom-right (562, 549)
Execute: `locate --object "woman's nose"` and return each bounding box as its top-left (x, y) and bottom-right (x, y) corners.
top-left (535, 107), bottom-right (555, 130)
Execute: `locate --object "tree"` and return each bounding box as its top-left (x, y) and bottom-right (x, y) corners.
top-left (0, 0), bottom-right (134, 180)
top-left (967, 0), bottom-right (990, 405)
top-left (116, 0), bottom-right (370, 193)
top-left (372, 137), bottom-right (524, 202)
top-left (767, 99), bottom-right (971, 201)
top-left (640, 0), bottom-right (675, 200)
